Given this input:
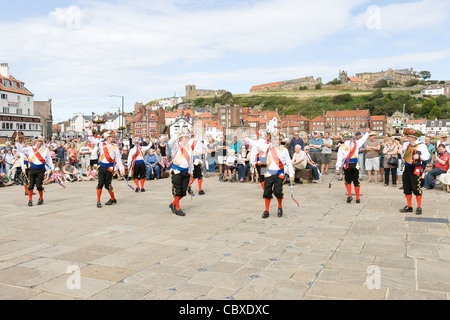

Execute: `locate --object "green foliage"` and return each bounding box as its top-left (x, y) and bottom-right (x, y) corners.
top-left (373, 79), bottom-right (388, 88)
top-left (332, 94), bottom-right (352, 104)
top-left (327, 78), bottom-right (342, 85)
top-left (404, 79), bottom-right (419, 87)
top-left (419, 71), bottom-right (432, 80)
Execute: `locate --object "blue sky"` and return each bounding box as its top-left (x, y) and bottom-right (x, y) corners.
top-left (1, 0), bottom-right (449, 123)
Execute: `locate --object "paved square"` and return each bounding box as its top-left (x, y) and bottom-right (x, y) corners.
top-left (0, 176), bottom-right (449, 300)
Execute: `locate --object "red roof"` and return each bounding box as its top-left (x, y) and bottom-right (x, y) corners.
top-left (348, 77), bottom-right (363, 82)
top-left (250, 81), bottom-right (283, 91)
top-left (325, 110), bottom-right (370, 118)
top-left (0, 74), bottom-right (33, 96)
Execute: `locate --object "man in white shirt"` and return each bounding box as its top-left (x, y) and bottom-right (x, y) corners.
top-left (168, 129), bottom-right (194, 217)
top-left (244, 132), bottom-right (294, 219)
top-left (79, 140), bottom-right (91, 175)
top-left (127, 137), bottom-right (152, 192)
top-left (335, 128), bottom-right (370, 204)
top-left (187, 134), bottom-right (207, 195)
top-left (15, 135), bottom-right (54, 206)
top-left (88, 125), bottom-right (125, 208)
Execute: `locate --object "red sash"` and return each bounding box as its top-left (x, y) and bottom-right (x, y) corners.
top-left (269, 147), bottom-right (284, 170)
top-left (191, 140), bottom-right (197, 151)
top-left (179, 143), bottom-right (191, 164)
top-left (102, 143), bottom-right (114, 163)
top-left (344, 141), bottom-right (357, 169)
top-left (32, 147), bottom-right (46, 164)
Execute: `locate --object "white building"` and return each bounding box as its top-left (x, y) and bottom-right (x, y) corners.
top-left (426, 119), bottom-right (450, 136)
top-left (420, 86), bottom-right (444, 96)
top-left (407, 119), bottom-right (427, 134)
top-left (169, 117), bottom-right (192, 138)
top-left (0, 63), bottom-right (42, 141)
top-left (159, 97), bottom-right (182, 109)
top-left (102, 114), bottom-right (124, 131)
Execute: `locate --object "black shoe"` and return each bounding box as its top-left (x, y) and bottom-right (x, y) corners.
top-left (415, 207), bottom-right (422, 215)
top-left (141, 188), bottom-right (145, 192)
top-left (37, 198), bottom-right (44, 206)
top-left (28, 200), bottom-right (33, 207)
top-left (198, 190), bottom-right (205, 195)
top-left (399, 206), bottom-right (413, 213)
top-left (97, 202), bottom-right (102, 208)
top-left (25, 191), bottom-right (28, 196)
top-left (262, 211), bottom-right (269, 219)
top-left (356, 199), bottom-right (361, 204)
top-left (135, 187), bottom-right (140, 193)
top-left (187, 186), bottom-right (193, 195)
top-left (105, 199), bottom-right (117, 206)
top-left (347, 196), bottom-right (353, 203)
top-left (169, 203), bottom-right (176, 214)
top-left (175, 209), bottom-right (186, 216)
top-left (277, 208), bottom-right (283, 217)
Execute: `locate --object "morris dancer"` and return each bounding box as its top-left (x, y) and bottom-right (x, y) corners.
top-left (15, 135), bottom-right (54, 206)
top-left (87, 125), bottom-right (124, 208)
top-left (168, 129), bottom-right (194, 217)
top-left (19, 138), bottom-right (32, 196)
top-left (254, 130), bottom-right (271, 191)
top-left (399, 129), bottom-right (429, 215)
top-left (187, 133), bottom-right (206, 195)
top-left (244, 132), bottom-right (294, 219)
top-left (127, 137), bottom-right (153, 192)
top-left (335, 128), bottom-right (370, 204)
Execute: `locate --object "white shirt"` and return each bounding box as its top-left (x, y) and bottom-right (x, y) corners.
top-left (127, 143), bottom-right (152, 168)
top-left (335, 133), bottom-right (369, 170)
top-left (168, 134), bottom-right (194, 174)
top-left (87, 130), bottom-right (124, 171)
top-left (15, 142), bottom-right (54, 170)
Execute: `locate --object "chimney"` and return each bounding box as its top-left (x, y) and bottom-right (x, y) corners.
top-left (0, 63), bottom-right (10, 78)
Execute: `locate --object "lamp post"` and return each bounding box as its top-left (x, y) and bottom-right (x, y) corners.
top-left (110, 95), bottom-right (124, 138)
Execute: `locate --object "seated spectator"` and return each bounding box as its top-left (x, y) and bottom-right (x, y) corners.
top-left (237, 145), bottom-right (250, 182)
top-left (292, 144), bottom-right (307, 171)
top-left (82, 165), bottom-right (98, 181)
top-left (422, 163), bottom-right (435, 189)
top-left (145, 149), bottom-right (160, 180)
top-left (304, 146), bottom-right (321, 183)
top-left (62, 160), bottom-right (82, 182)
top-left (43, 169), bottom-right (53, 185)
top-left (224, 149), bottom-right (237, 182)
top-left (155, 148), bottom-right (165, 174)
top-left (0, 172), bottom-right (14, 187)
top-left (423, 144), bottom-right (450, 190)
top-left (52, 167), bottom-right (65, 185)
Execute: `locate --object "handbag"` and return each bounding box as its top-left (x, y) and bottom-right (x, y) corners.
top-left (388, 155), bottom-right (398, 167)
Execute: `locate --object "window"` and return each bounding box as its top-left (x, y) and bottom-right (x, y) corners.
top-left (1, 93), bottom-right (7, 99)
top-left (3, 107), bottom-right (9, 113)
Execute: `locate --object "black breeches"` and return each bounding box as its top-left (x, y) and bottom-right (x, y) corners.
top-left (28, 167), bottom-right (45, 191)
top-left (403, 166), bottom-right (422, 196)
top-left (263, 174), bottom-right (284, 200)
top-left (344, 163), bottom-right (360, 187)
top-left (97, 166), bottom-right (114, 191)
top-left (132, 162), bottom-right (147, 180)
top-left (171, 171), bottom-right (190, 198)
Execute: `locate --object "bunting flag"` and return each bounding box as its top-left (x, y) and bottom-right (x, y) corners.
top-left (186, 114), bottom-right (191, 123)
top-left (367, 116), bottom-right (373, 124)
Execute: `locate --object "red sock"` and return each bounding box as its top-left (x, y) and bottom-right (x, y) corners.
top-left (198, 179), bottom-right (203, 191)
top-left (346, 184), bottom-right (352, 196)
top-left (24, 184), bottom-right (28, 192)
top-left (140, 179), bottom-right (145, 189)
top-left (261, 181), bottom-right (265, 191)
top-left (406, 194), bottom-right (412, 207)
top-left (135, 179), bottom-right (139, 188)
top-left (355, 187), bottom-right (360, 200)
top-left (277, 198), bottom-right (282, 209)
top-left (28, 190), bottom-right (33, 201)
top-left (97, 189), bottom-right (102, 202)
top-left (38, 190), bottom-right (43, 200)
top-left (108, 190), bottom-right (116, 201)
top-left (173, 196), bottom-right (181, 210)
top-left (189, 177), bottom-right (195, 187)
top-left (416, 195), bottom-right (422, 208)
top-left (265, 198), bottom-right (271, 212)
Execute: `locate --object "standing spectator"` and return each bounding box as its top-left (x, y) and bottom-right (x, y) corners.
top-left (67, 143), bottom-right (80, 171)
top-left (309, 131), bottom-right (323, 169)
top-left (4, 147), bottom-right (14, 175)
top-left (354, 132), bottom-right (366, 180)
top-left (423, 144), bottom-right (450, 189)
top-left (237, 145), bottom-right (250, 182)
top-left (304, 146), bottom-right (321, 183)
top-left (394, 137), bottom-right (403, 187)
top-left (89, 143), bottom-right (99, 167)
top-left (229, 136), bottom-right (242, 154)
top-left (364, 132), bottom-right (381, 183)
top-left (79, 141), bottom-right (91, 175)
top-left (422, 136), bottom-right (436, 171)
top-left (216, 135), bottom-right (228, 178)
top-left (321, 132), bottom-right (333, 175)
top-left (54, 141), bottom-right (65, 170)
top-left (206, 136), bottom-right (216, 177)
top-left (288, 131), bottom-right (305, 155)
top-left (382, 137), bottom-right (399, 187)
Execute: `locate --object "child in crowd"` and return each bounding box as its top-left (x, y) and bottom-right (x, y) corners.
top-left (52, 167), bottom-right (65, 185)
top-left (82, 165), bottom-right (98, 181)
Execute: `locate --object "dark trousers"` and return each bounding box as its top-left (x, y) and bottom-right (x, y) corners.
top-left (238, 163), bottom-right (249, 180)
top-left (423, 168), bottom-right (445, 189)
top-left (28, 167), bottom-right (45, 191)
top-left (256, 164), bottom-right (266, 183)
top-left (403, 166), bottom-right (422, 196)
top-left (384, 168), bottom-right (397, 186)
top-left (306, 163), bottom-right (320, 181)
top-left (171, 171), bottom-right (190, 198)
top-left (97, 166), bottom-right (114, 191)
top-left (343, 163), bottom-right (360, 187)
top-left (132, 162), bottom-right (147, 180)
top-left (193, 163), bottom-right (203, 180)
top-left (263, 174), bottom-right (284, 200)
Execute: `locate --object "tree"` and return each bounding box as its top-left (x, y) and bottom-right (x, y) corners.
top-left (428, 106), bottom-right (442, 119)
top-left (404, 79), bottom-right (419, 87)
top-left (419, 70), bottom-right (431, 80)
top-left (421, 97), bottom-right (437, 117)
top-left (373, 79), bottom-right (388, 88)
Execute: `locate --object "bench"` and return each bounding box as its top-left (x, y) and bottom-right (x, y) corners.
top-left (295, 169), bottom-right (313, 183)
